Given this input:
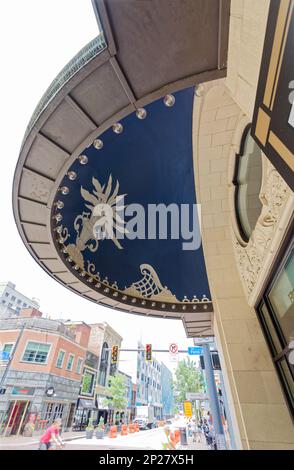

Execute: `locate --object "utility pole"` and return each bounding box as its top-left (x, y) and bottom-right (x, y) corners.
top-left (218, 369), bottom-right (236, 450)
top-left (202, 343), bottom-right (226, 450)
top-left (0, 323), bottom-right (25, 389)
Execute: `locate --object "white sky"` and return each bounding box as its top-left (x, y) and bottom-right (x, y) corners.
top-left (0, 1), bottom-right (194, 381)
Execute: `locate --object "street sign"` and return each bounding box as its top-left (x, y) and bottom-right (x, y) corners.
top-left (193, 337), bottom-right (214, 345)
top-left (169, 343), bottom-right (178, 354)
top-left (0, 351), bottom-right (10, 361)
top-left (169, 343), bottom-right (178, 362)
top-left (186, 392), bottom-right (208, 401)
top-left (183, 401), bottom-right (193, 417)
top-left (188, 346), bottom-right (202, 355)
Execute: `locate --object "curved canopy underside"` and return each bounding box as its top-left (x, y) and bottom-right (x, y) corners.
top-left (13, 0), bottom-right (231, 334)
top-left (52, 87), bottom-right (211, 313)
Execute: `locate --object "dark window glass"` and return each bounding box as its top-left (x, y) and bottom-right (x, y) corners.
top-left (257, 240), bottom-right (294, 420)
top-left (268, 250), bottom-right (294, 344)
top-left (98, 342), bottom-right (109, 386)
top-left (234, 126), bottom-right (263, 242)
top-left (22, 342), bottom-right (50, 363)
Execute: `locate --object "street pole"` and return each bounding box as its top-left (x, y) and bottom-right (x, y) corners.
top-left (202, 343), bottom-right (226, 450)
top-left (218, 370), bottom-right (236, 450)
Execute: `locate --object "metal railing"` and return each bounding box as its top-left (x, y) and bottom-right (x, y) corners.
top-left (23, 33), bottom-right (107, 144)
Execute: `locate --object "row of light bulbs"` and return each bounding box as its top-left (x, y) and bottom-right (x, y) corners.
top-left (61, 245), bottom-right (208, 311)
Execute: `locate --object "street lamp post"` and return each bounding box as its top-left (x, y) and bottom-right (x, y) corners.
top-left (202, 343), bottom-right (226, 450)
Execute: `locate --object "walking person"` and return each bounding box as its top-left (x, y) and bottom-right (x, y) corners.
top-left (39, 418), bottom-right (65, 450)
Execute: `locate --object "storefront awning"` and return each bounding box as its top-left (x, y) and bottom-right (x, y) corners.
top-left (78, 399), bottom-right (96, 409)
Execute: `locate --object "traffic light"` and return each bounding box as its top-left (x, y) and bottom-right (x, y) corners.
top-left (111, 345), bottom-right (119, 364)
top-left (145, 343), bottom-right (152, 361)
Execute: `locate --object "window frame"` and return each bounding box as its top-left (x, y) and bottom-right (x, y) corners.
top-left (256, 227), bottom-right (294, 422)
top-left (76, 357), bottom-right (83, 375)
top-left (232, 123), bottom-right (263, 243)
top-left (2, 343), bottom-right (15, 356)
top-left (56, 349), bottom-right (66, 369)
top-left (80, 368), bottom-right (96, 396)
top-left (21, 340), bottom-right (51, 365)
top-left (66, 353), bottom-right (75, 371)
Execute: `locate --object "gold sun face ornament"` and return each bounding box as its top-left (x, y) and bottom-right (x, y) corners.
top-left (80, 175), bottom-right (128, 250)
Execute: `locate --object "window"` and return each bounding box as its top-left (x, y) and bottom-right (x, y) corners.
top-left (81, 369), bottom-right (95, 395)
top-left (98, 342), bottom-right (109, 386)
top-left (23, 303), bottom-right (27, 307)
top-left (233, 125), bottom-right (263, 242)
top-left (11, 296), bottom-right (16, 302)
top-left (41, 402), bottom-right (64, 426)
top-left (76, 357), bottom-right (83, 374)
top-left (22, 341), bottom-right (50, 364)
top-left (56, 350), bottom-right (65, 368)
top-left (66, 354), bottom-right (74, 371)
top-left (257, 235), bottom-right (294, 420)
top-left (5, 292), bottom-right (9, 297)
top-left (17, 299), bottom-right (21, 305)
top-left (3, 343), bottom-right (14, 355)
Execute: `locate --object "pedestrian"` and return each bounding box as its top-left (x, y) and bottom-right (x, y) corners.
top-left (39, 418), bottom-right (65, 450)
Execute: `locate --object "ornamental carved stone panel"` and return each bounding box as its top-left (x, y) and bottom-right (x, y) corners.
top-left (233, 157), bottom-right (292, 304)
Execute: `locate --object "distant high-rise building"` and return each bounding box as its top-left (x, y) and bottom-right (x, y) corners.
top-left (160, 362), bottom-right (174, 419)
top-left (0, 282), bottom-right (39, 318)
top-left (136, 341), bottom-right (163, 419)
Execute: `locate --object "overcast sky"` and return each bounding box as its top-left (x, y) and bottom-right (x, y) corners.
top-left (0, 1), bottom-right (194, 381)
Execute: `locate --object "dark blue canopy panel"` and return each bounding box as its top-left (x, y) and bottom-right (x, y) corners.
top-left (52, 87), bottom-right (212, 313)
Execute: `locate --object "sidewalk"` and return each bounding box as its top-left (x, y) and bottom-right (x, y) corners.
top-left (186, 435), bottom-right (210, 451)
top-left (0, 431), bottom-right (85, 448)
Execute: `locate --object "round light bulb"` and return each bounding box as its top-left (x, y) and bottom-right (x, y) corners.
top-left (67, 171), bottom-right (77, 181)
top-left (60, 186), bottom-right (69, 195)
top-left (136, 108), bottom-right (147, 120)
top-left (78, 155), bottom-right (88, 165)
top-left (93, 139), bottom-right (103, 150)
top-left (163, 94), bottom-right (175, 107)
top-left (112, 123), bottom-right (123, 134)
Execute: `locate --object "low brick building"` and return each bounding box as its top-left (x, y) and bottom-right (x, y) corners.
top-left (0, 309), bottom-right (88, 435)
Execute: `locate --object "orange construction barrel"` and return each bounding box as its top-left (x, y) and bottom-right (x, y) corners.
top-left (109, 425), bottom-right (117, 438)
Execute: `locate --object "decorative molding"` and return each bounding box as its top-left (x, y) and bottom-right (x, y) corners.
top-left (233, 157), bottom-right (292, 303)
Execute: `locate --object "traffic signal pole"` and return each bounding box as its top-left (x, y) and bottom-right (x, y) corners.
top-left (202, 343), bottom-right (226, 450)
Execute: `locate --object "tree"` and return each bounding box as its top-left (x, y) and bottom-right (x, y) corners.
top-left (103, 374), bottom-right (128, 423)
top-left (173, 358), bottom-right (205, 404)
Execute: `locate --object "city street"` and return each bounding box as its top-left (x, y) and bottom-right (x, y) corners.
top-left (0, 427), bottom-right (209, 451)
top-left (68, 427), bottom-right (168, 450)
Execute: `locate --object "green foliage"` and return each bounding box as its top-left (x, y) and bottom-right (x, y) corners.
top-left (173, 358), bottom-right (205, 403)
top-left (102, 374), bottom-right (128, 412)
top-left (86, 418), bottom-right (94, 431)
top-left (81, 371), bottom-right (94, 394)
top-left (97, 416), bottom-right (105, 431)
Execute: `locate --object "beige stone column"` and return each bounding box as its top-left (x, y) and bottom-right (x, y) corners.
top-left (191, 0), bottom-right (294, 450)
top-left (192, 79), bottom-right (294, 449)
